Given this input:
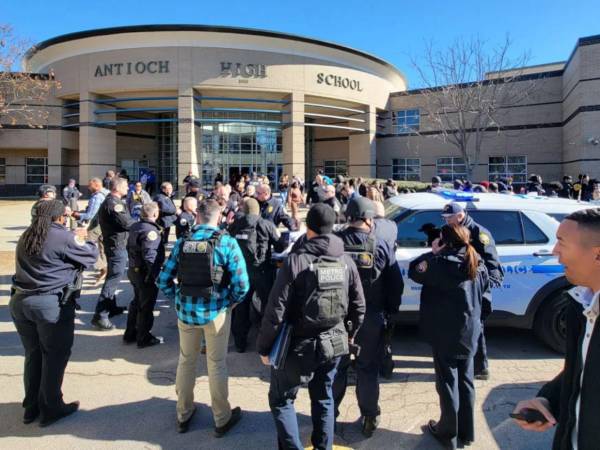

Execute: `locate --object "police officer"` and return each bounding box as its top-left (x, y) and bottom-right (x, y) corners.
top-left (123, 202), bottom-right (165, 348)
top-left (10, 200), bottom-right (98, 426)
top-left (255, 183), bottom-right (297, 231)
top-left (333, 196), bottom-right (404, 437)
top-left (408, 224), bottom-right (488, 449)
top-left (92, 177), bottom-right (136, 330)
top-left (153, 181), bottom-right (179, 252)
top-left (441, 202), bottom-right (504, 380)
top-left (257, 203), bottom-right (366, 450)
top-left (228, 197), bottom-right (287, 352)
top-left (175, 196), bottom-right (197, 239)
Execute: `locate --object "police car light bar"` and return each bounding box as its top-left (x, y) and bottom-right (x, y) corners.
top-left (437, 190), bottom-right (480, 202)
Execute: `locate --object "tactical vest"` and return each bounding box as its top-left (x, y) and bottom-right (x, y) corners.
top-left (343, 234), bottom-right (378, 298)
top-left (296, 256), bottom-right (348, 332)
top-left (177, 230), bottom-right (229, 298)
top-left (234, 223), bottom-right (261, 268)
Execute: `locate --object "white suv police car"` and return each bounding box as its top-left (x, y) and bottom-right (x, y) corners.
top-left (385, 190), bottom-right (591, 353)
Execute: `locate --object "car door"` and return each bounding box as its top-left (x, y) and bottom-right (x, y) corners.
top-left (467, 210), bottom-right (560, 317)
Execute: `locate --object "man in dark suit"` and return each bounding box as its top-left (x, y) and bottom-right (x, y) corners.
top-left (513, 208), bottom-right (600, 450)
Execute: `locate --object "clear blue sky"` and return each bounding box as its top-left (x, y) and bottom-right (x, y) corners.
top-left (3, 0), bottom-right (599, 87)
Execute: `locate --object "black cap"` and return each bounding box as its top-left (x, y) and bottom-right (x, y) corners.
top-left (306, 203), bottom-right (336, 235)
top-left (38, 184), bottom-right (56, 197)
top-left (441, 202), bottom-right (465, 217)
top-left (431, 176), bottom-right (442, 184)
top-left (188, 178), bottom-right (201, 188)
top-left (345, 197), bottom-right (376, 220)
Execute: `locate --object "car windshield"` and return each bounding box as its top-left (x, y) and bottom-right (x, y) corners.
top-left (384, 200), bottom-right (406, 220)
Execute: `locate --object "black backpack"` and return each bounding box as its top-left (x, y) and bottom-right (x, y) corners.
top-left (234, 223), bottom-right (262, 268)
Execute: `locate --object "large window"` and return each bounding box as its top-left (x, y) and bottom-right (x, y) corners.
top-left (0, 158), bottom-right (5, 184)
top-left (392, 158), bottom-right (420, 181)
top-left (26, 157), bottom-right (47, 184)
top-left (323, 160), bottom-right (347, 179)
top-left (489, 156), bottom-right (527, 184)
top-left (436, 157), bottom-right (467, 182)
top-left (392, 109), bottom-right (420, 134)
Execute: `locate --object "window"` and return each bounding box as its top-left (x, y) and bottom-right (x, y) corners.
top-left (437, 157), bottom-right (467, 182)
top-left (323, 160), bottom-right (347, 179)
top-left (396, 210), bottom-right (444, 247)
top-left (392, 158), bottom-right (420, 181)
top-left (489, 156), bottom-right (527, 184)
top-left (26, 157), bottom-right (47, 184)
top-left (392, 109), bottom-right (420, 134)
top-left (522, 214), bottom-right (549, 244)
top-left (469, 211), bottom-right (524, 245)
top-left (0, 158), bottom-right (5, 184)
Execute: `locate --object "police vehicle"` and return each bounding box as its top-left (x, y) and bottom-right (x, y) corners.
top-left (385, 190), bottom-right (592, 353)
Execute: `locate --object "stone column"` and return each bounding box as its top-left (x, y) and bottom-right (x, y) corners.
top-left (78, 92), bottom-right (116, 184)
top-left (177, 87), bottom-right (197, 192)
top-left (47, 104), bottom-right (62, 185)
top-left (282, 92), bottom-right (305, 180)
top-left (348, 104), bottom-right (376, 178)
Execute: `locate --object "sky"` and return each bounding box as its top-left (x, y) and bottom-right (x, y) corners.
top-left (3, 0), bottom-right (600, 88)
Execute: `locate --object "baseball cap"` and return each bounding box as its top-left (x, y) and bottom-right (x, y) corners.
top-left (38, 184), bottom-right (56, 197)
top-left (441, 202), bottom-right (465, 217)
top-left (306, 203), bottom-right (336, 235)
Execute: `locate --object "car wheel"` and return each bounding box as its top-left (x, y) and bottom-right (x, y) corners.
top-left (534, 290), bottom-right (569, 354)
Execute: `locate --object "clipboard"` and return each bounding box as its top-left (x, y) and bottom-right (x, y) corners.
top-left (269, 322), bottom-right (293, 370)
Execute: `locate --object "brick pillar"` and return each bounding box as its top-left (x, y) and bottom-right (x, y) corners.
top-left (348, 104), bottom-right (376, 178)
top-left (282, 92), bottom-right (305, 180)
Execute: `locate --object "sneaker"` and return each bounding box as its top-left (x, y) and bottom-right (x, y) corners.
top-left (91, 315), bottom-right (114, 331)
top-left (425, 420), bottom-right (453, 449)
top-left (137, 335), bottom-right (163, 348)
top-left (177, 407), bottom-right (196, 434)
top-left (23, 407), bottom-right (39, 424)
top-left (39, 401), bottom-right (79, 427)
top-left (361, 414), bottom-right (380, 438)
top-left (214, 407), bottom-right (242, 438)
top-left (474, 368), bottom-right (490, 380)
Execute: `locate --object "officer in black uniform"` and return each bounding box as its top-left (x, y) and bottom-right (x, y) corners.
top-left (408, 223), bottom-right (488, 449)
top-left (123, 202), bottom-right (165, 347)
top-left (257, 203), bottom-right (366, 450)
top-left (175, 196), bottom-right (197, 239)
top-left (441, 202), bottom-right (503, 380)
top-left (10, 200), bottom-right (98, 426)
top-left (92, 177), bottom-right (136, 330)
top-left (333, 196), bottom-right (404, 437)
top-left (255, 183), bottom-right (297, 231)
top-left (153, 181), bottom-right (179, 252)
top-left (228, 197), bottom-right (287, 352)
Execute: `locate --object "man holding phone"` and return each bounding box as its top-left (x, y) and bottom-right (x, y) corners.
top-left (513, 209), bottom-right (600, 449)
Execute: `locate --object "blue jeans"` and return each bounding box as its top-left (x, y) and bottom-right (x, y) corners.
top-left (269, 343), bottom-right (340, 450)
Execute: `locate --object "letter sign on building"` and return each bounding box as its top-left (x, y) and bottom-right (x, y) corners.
top-left (220, 62), bottom-right (267, 78)
top-left (317, 73), bottom-right (363, 92)
top-left (94, 60), bottom-right (170, 77)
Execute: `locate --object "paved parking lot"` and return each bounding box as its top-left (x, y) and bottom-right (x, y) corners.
top-left (0, 200), bottom-right (562, 449)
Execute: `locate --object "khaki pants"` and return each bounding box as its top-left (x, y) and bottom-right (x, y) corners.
top-left (176, 309), bottom-right (232, 427)
top-left (87, 226), bottom-right (106, 270)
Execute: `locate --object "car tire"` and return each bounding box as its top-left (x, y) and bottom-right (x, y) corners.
top-left (534, 290), bottom-right (569, 354)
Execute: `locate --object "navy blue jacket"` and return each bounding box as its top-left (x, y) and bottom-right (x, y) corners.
top-left (335, 227), bottom-right (403, 319)
top-left (153, 191), bottom-right (178, 228)
top-left (408, 248), bottom-right (488, 357)
top-left (98, 194), bottom-right (136, 252)
top-left (374, 217), bottom-right (397, 250)
top-left (260, 196), bottom-right (296, 231)
top-left (14, 223), bottom-right (98, 294)
top-left (175, 211), bottom-right (196, 239)
top-left (126, 219), bottom-right (164, 278)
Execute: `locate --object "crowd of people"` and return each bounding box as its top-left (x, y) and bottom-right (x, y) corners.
top-left (9, 166), bottom-right (600, 450)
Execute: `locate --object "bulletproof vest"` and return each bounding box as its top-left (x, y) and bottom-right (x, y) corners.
top-left (177, 230), bottom-right (229, 298)
top-left (234, 222), bottom-right (262, 268)
top-left (296, 256), bottom-right (348, 332)
top-left (343, 234), bottom-right (378, 297)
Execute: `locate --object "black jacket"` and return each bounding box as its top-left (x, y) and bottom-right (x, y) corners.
top-left (260, 196), bottom-right (296, 231)
top-left (98, 194), bottom-right (136, 252)
top-left (257, 234), bottom-right (365, 356)
top-left (323, 196), bottom-right (345, 224)
top-left (153, 191), bottom-right (178, 228)
top-left (462, 214), bottom-right (504, 286)
top-left (126, 219), bottom-right (164, 279)
top-left (228, 213), bottom-right (287, 273)
top-left (374, 217), bottom-right (397, 250)
top-left (175, 211), bottom-right (196, 239)
top-left (335, 227), bottom-right (404, 319)
top-left (538, 290), bottom-right (600, 450)
top-left (408, 248), bottom-right (488, 357)
top-left (14, 223), bottom-right (98, 294)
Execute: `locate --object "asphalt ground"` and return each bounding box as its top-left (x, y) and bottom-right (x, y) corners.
top-left (0, 200), bottom-right (562, 449)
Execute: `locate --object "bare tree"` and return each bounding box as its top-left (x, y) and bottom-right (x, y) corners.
top-left (410, 36), bottom-right (537, 179)
top-left (0, 24), bottom-right (59, 129)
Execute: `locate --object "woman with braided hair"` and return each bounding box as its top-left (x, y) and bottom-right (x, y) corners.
top-left (10, 199), bottom-right (98, 427)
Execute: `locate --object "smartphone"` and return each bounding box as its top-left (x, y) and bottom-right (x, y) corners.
top-left (509, 408), bottom-right (548, 424)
